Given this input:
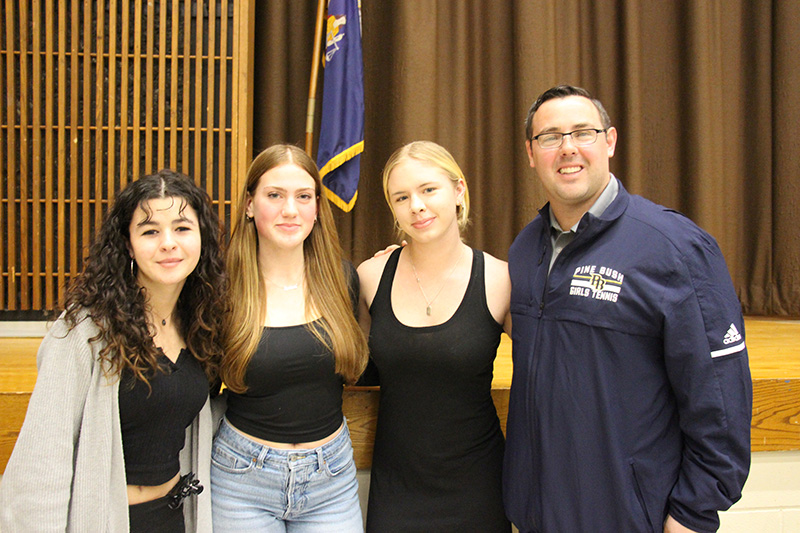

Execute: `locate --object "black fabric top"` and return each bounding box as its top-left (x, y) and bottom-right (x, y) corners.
top-left (225, 322), bottom-right (345, 442)
top-left (119, 348), bottom-right (208, 485)
top-left (365, 247), bottom-right (510, 532)
top-left (224, 261), bottom-right (358, 443)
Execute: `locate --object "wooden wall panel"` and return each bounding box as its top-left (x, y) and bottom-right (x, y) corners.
top-left (0, 0), bottom-right (254, 314)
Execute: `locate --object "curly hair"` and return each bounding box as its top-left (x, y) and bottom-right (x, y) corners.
top-left (63, 170), bottom-right (226, 387)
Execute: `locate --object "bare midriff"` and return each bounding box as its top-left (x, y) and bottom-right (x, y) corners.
top-left (127, 472), bottom-right (181, 505)
top-left (229, 419), bottom-right (344, 450)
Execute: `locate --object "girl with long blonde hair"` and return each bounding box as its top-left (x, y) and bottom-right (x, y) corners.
top-left (358, 141), bottom-right (512, 531)
top-left (211, 144), bottom-right (368, 532)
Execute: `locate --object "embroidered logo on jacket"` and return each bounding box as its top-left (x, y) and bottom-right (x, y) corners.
top-left (569, 265), bottom-right (624, 302)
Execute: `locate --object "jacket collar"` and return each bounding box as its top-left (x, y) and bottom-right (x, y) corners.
top-left (537, 176), bottom-right (631, 239)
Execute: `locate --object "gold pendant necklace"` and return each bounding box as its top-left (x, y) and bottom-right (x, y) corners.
top-left (410, 248), bottom-right (465, 316)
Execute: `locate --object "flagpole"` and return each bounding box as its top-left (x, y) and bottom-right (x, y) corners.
top-left (305, 0), bottom-right (327, 155)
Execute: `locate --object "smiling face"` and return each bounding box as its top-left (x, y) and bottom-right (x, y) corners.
top-left (245, 163), bottom-right (318, 253)
top-left (128, 196), bottom-right (201, 294)
top-left (386, 158), bottom-right (465, 244)
top-left (526, 95), bottom-right (617, 226)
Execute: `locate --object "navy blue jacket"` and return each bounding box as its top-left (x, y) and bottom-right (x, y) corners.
top-left (504, 180), bottom-right (751, 533)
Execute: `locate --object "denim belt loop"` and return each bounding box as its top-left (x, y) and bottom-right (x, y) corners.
top-left (255, 446), bottom-right (269, 469)
top-left (316, 446), bottom-right (326, 472)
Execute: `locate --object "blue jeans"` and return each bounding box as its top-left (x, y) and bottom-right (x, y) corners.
top-left (211, 417), bottom-right (363, 532)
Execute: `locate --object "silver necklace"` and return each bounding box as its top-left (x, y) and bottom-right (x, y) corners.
top-left (409, 248), bottom-right (465, 316)
top-left (264, 272), bottom-right (303, 291)
top-left (152, 309), bottom-right (173, 327)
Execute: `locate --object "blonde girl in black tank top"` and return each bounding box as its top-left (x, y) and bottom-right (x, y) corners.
top-left (357, 141), bottom-right (512, 532)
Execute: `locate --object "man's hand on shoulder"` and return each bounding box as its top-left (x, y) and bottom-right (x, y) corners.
top-left (372, 241), bottom-right (406, 258)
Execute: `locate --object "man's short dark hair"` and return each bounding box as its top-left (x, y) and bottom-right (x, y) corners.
top-left (525, 85), bottom-right (612, 141)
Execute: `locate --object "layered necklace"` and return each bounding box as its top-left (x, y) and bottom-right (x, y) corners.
top-left (409, 247), bottom-right (465, 316)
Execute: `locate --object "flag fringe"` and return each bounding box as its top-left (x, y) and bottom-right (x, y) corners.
top-left (318, 140), bottom-right (364, 177)
top-left (323, 187), bottom-right (358, 212)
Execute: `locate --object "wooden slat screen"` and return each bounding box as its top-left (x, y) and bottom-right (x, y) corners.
top-left (1, 0), bottom-right (253, 315)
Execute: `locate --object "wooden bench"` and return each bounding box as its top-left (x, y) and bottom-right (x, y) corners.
top-left (2, 318), bottom-right (799, 471)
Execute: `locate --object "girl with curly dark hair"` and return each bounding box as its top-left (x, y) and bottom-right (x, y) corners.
top-left (0, 170), bottom-right (226, 533)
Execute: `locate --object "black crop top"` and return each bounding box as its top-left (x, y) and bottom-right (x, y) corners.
top-left (118, 349), bottom-right (208, 485)
top-left (225, 261), bottom-right (359, 443)
top-left (225, 322), bottom-right (345, 443)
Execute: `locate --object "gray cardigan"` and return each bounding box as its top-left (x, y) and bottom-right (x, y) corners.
top-left (0, 312), bottom-right (213, 532)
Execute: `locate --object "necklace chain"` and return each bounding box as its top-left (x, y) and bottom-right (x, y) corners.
top-left (152, 309), bottom-right (173, 327)
top-left (264, 272), bottom-right (303, 291)
top-left (410, 248), bottom-right (465, 316)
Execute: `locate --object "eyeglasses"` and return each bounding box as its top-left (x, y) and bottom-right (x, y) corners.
top-left (531, 128), bottom-right (607, 149)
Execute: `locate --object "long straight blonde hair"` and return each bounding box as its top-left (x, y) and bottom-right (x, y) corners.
top-left (222, 144), bottom-right (368, 392)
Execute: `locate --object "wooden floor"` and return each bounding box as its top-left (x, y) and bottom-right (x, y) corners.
top-left (489, 317), bottom-right (800, 386)
top-left (2, 318), bottom-right (799, 470)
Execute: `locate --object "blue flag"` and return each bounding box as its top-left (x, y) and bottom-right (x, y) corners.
top-left (316, 0), bottom-right (364, 212)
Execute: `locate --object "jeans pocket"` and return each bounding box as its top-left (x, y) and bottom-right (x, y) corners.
top-left (211, 440), bottom-right (255, 475)
top-left (322, 442), bottom-right (355, 477)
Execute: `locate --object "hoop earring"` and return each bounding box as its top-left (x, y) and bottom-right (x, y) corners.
top-left (130, 258), bottom-right (135, 277)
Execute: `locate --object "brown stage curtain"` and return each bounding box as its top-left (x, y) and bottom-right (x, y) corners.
top-left (252, 0), bottom-right (800, 317)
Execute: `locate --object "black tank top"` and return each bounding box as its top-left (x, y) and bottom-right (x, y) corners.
top-left (119, 348), bottom-right (208, 485)
top-left (225, 322), bottom-right (345, 443)
top-left (224, 261), bottom-right (359, 443)
top-left (366, 247), bottom-right (510, 531)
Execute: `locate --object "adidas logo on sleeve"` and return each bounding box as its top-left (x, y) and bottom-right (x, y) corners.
top-left (710, 323), bottom-right (745, 358)
top-left (723, 324), bottom-right (742, 344)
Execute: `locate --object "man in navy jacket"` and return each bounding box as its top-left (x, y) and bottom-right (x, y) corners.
top-left (503, 85), bottom-right (751, 533)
